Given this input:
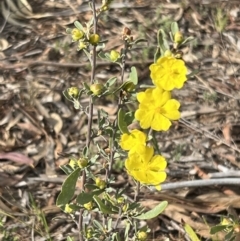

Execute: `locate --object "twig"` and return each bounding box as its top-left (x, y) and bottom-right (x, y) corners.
top-left (0, 60), bottom-right (152, 70)
top-left (160, 178), bottom-right (240, 190)
top-left (78, 1), bottom-right (98, 240)
top-left (180, 118), bottom-right (240, 154)
top-left (106, 39), bottom-right (128, 180)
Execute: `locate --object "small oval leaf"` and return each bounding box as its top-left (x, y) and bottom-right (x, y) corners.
top-left (134, 201), bottom-right (168, 220)
top-left (171, 22), bottom-right (179, 37)
top-left (56, 168), bottom-right (81, 207)
top-left (93, 196), bottom-right (117, 214)
top-left (210, 225), bottom-right (229, 234)
top-left (118, 108), bottom-right (130, 134)
top-left (184, 223), bottom-right (200, 241)
top-left (74, 21), bottom-right (84, 31)
top-left (129, 66), bottom-right (138, 85)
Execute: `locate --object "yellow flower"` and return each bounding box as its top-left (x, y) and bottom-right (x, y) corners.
top-left (135, 87), bottom-right (180, 131)
top-left (149, 56), bottom-right (187, 91)
top-left (71, 28), bottom-right (84, 41)
top-left (125, 146), bottom-right (167, 186)
top-left (120, 129), bottom-right (147, 155)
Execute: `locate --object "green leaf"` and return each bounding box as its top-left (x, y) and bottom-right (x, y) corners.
top-left (154, 47), bottom-right (161, 63)
top-left (124, 111), bottom-right (135, 126)
top-left (67, 236), bottom-right (74, 241)
top-left (66, 28), bottom-right (72, 34)
top-left (59, 164), bottom-right (74, 175)
top-left (93, 196), bottom-right (117, 214)
top-left (74, 21), bottom-right (84, 31)
top-left (83, 49), bottom-right (92, 63)
top-left (181, 36), bottom-right (194, 45)
top-left (98, 51), bottom-right (107, 60)
top-left (96, 43), bottom-right (105, 52)
top-left (134, 201), bottom-right (168, 220)
top-left (210, 225), bottom-right (229, 234)
top-left (118, 108), bottom-right (130, 134)
top-left (225, 230), bottom-right (235, 241)
top-left (184, 223), bottom-right (200, 241)
top-left (112, 81), bottom-right (132, 94)
top-left (187, 69), bottom-right (200, 78)
top-left (112, 232), bottom-right (121, 241)
top-left (93, 219), bottom-right (103, 230)
top-left (56, 168), bottom-right (81, 206)
top-left (73, 99), bottom-right (81, 109)
top-left (132, 38), bottom-right (148, 45)
top-left (171, 22), bottom-right (179, 37)
top-left (157, 29), bottom-right (169, 56)
top-left (124, 221), bottom-right (130, 241)
top-left (129, 66), bottom-right (138, 85)
top-left (105, 77), bottom-right (117, 88)
top-left (76, 190), bottom-right (104, 205)
top-left (83, 146), bottom-right (88, 157)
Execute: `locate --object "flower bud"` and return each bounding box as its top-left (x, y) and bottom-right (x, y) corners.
top-left (68, 87), bottom-right (79, 98)
top-left (78, 41), bottom-right (87, 50)
top-left (86, 228), bottom-right (93, 239)
top-left (90, 83), bottom-right (104, 95)
top-left (110, 50), bottom-right (120, 62)
top-left (84, 201), bottom-right (94, 210)
top-left (77, 158), bottom-right (88, 168)
top-left (164, 49), bottom-right (173, 57)
top-left (71, 28), bottom-right (84, 41)
top-left (123, 82), bottom-right (136, 92)
top-left (122, 203), bottom-right (129, 212)
top-left (69, 158), bottom-right (78, 169)
top-left (64, 204), bottom-right (73, 213)
top-left (95, 177), bottom-right (106, 189)
top-left (89, 34), bottom-right (100, 45)
top-left (174, 31), bottom-right (183, 44)
top-left (137, 231), bottom-right (148, 241)
top-left (123, 27), bottom-right (131, 36)
top-left (117, 197), bottom-right (125, 204)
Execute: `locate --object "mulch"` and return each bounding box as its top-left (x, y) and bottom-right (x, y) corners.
top-left (1, 0), bottom-right (240, 240)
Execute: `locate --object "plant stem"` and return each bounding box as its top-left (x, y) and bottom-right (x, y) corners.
top-left (106, 40), bottom-right (128, 181)
top-left (79, 1), bottom-right (98, 240)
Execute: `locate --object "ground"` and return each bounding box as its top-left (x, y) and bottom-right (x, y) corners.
top-left (1, 0), bottom-right (240, 240)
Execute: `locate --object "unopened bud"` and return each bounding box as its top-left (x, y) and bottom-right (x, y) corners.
top-left (64, 204), bottom-right (73, 213)
top-left (69, 158), bottom-right (78, 169)
top-left (123, 27), bottom-right (131, 36)
top-left (90, 83), bottom-right (104, 95)
top-left (77, 158), bottom-right (88, 168)
top-left (137, 231), bottom-right (148, 241)
top-left (174, 31), bottom-right (183, 44)
top-left (78, 41), bottom-right (87, 50)
top-left (95, 177), bottom-right (106, 189)
top-left (84, 201), bottom-right (94, 210)
top-left (89, 34), bottom-right (100, 45)
top-left (164, 50), bottom-right (173, 57)
top-left (68, 87), bottom-right (79, 98)
top-left (110, 50), bottom-right (120, 62)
